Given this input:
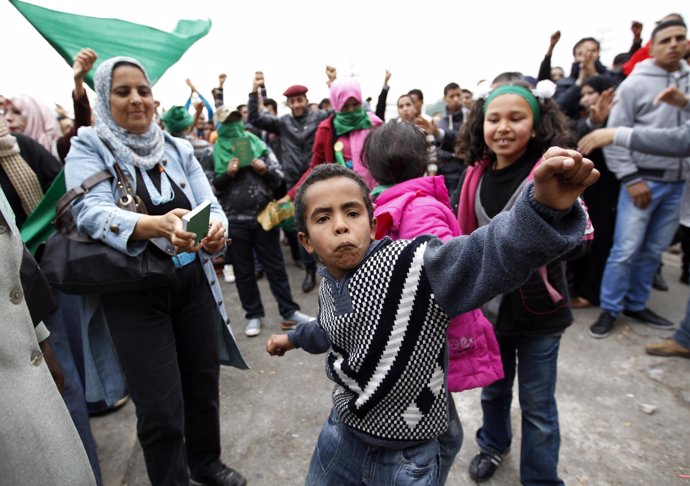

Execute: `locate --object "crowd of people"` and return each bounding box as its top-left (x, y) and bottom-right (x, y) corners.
top-left (1, 11), bottom-right (688, 486)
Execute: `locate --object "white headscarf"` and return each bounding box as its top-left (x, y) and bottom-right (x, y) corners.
top-left (93, 57), bottom-right (172, 205)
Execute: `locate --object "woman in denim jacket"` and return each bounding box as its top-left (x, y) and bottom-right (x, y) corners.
top-left (66, 57), bottom-right (247, 486)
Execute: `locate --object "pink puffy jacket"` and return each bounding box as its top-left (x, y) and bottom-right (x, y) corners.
top-left (373, 176), bottom-right (503, 392)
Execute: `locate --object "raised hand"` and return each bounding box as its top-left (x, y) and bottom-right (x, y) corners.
top-left (532, 147), bottom-right (599, 210)
top-left (577, 128), bottom-right (616, 155)
top-left (73, 48), bottom-right (97, 81)
top-left (588, 87), bottom-right (615, 125)
top-left (653, 86), bottom-right (690, 108)
top-left (252, 71), bottom-right (265, 93)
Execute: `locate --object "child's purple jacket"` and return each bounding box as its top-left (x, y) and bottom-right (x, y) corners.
top-left (373, 175), bottom-right (503, 392)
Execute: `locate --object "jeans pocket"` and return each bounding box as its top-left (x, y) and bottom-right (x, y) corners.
top-left (307, 413), bottom-right (343, 484)
top-left (398, 439), bottom-right (440, 485)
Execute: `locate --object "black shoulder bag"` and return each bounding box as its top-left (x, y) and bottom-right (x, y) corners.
top-left (40, 164), bottom-right (176, 294)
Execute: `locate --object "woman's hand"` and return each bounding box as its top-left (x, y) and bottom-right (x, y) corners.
top-left (533, 147), bottom-right (600, 210)
top-left (226, 158), bottom-right (241, 177)
top-left (577, 128), bottom-right (617, 155)
top-left (251, 158), bottom-right (268, 175)
top-left (202, 220), bottom-right (227, 254)
top-left (266, 334), bottom-right (295, 356)
top-left (133, 209), bottom-right (200, 253)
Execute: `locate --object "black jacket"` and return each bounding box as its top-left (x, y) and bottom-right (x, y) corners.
top-left (247, 93), bottom-right (329, 188)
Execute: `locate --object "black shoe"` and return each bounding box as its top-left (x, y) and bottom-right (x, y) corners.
top-left (302, 270), bottom-right (316, 293)
top-left (622, 308), bottom-right (675, 330)
top-left (468, 451), bottom-right (506, 482)
top-left (589, 312), bottom-right (616, 339)
top-left (190, 465), bottom-right (247, 486)
top-left (652, 271), bottom-right (669, 291)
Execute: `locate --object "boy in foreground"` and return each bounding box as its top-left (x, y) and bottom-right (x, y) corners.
top-left (266, 148), bottom-right (598, 485)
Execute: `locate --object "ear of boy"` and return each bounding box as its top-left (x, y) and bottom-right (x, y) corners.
top-left (533, 147), bottom-right (600, 211)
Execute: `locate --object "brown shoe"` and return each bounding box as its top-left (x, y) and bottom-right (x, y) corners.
top-left (570, 296), bottom-right (592, 309)
top-left (645, 339), bottom-right (690, 358)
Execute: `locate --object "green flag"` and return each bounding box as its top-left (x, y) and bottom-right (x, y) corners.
top-left (20, 169), bottom-right (66, 255)
top-left (10, 0), bottom-right (211, 88)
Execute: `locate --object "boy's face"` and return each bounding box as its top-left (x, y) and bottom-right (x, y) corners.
top-left (444, 88), bottom-right (463, 113)
top-left (298, 176), bottom-right (376, 281)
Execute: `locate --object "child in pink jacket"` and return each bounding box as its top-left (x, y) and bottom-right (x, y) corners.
top-left (363, 121), bottom-right (503, 485)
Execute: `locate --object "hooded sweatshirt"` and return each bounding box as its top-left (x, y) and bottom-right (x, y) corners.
top-left (604, 58), bottom-right (690, 185)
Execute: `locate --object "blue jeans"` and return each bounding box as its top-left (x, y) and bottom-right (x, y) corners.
top-left (476, 335), bottom-right (564, 486)
top-left (307, 409), bottom-right (439, 486)
top-left (600, 180), bottom-right (684, 315)
top-left (437, 395), bottom-right (462, 485)
top-left (674, 295), bottom-right (690, 349)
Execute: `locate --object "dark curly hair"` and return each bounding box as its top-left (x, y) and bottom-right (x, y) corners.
top-left (459, 80), bottom-right (574, 166)
top-left (294, 164), bottom-right (374, 235)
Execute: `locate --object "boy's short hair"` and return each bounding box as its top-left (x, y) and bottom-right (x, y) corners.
top-left (294, 164), bottom-right (374, 234)
top-left (408, 88), bottom-right (424, 101)
top-left (443, 82), bottom-right (461, 96)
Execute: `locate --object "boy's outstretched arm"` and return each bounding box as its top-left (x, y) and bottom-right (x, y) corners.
top-left (266, 320), bottom-right (331, 356)
top-left (266, 335), bottom-right (295, 356)
top-left (425, 147), bottom-right (598, 318)
top-left (532, 147), bottom-right (600, 210)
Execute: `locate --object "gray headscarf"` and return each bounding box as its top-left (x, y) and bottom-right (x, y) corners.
top-left (94, 57), bottom-right (172, 205)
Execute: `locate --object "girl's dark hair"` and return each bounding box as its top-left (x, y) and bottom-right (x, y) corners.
top-left (294, 164), bottom-right (374, 235)
top-left (459, 80), bottom-right (574, 166)
top-left (361, 123), bottom-right (429, 186)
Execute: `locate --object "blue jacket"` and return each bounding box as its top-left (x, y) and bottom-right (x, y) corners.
top-left (65, 128), bottom-right (248, 404)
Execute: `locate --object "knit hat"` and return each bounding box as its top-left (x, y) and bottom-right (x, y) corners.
top-left (160, 106), bottom-right (194, 134)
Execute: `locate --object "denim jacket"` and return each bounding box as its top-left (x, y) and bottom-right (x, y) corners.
top-left (66, 127), bottom-right (248, 404)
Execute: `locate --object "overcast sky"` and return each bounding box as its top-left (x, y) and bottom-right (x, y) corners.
top-left (2, 0), bottom-right (688, 117)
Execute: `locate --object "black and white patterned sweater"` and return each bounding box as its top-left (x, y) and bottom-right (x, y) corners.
top-left (289, 183), bottom-right (588, 445)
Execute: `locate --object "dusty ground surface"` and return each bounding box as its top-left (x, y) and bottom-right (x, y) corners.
top-left (91, 250), bottom-right (690, 486)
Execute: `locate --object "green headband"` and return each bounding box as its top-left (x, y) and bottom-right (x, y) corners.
top-left (483, 85), bottom-right (541, 125)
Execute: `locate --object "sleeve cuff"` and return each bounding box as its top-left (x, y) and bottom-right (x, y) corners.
top-left (35, 322), bottom-right (50, 343)
top-left (614, 127), bottom-right (633, 149)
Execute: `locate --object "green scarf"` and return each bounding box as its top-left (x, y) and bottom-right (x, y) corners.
top-left (369, 184), bottom-right (393, 201)
top-left (333, 108), bottom-right (372, 137)
top-left (213, 122), bottom-right (269, 175)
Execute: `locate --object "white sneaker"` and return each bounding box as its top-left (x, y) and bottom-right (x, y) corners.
top-left (223, 264), bottom-right (235, 283)
top-left (245, 317), bottom-right (262, 337)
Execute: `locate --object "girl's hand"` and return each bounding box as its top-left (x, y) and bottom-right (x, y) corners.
top-left (133, 208), bottom-right (197, 253)
top-left (533, 147), bottom-right (600, 210)
top-left (588, 88), bottom-right (614, 126)
top-left (266, 334), bottom-right (295, 356)
top-left (226, 158), bottom-right (241, 177)
top-left (251, 158), bottom-right (268, 175)
top-left (202, 220), bottom-right (226, 254)
top-left (577, 128), bottom-right (617, 155)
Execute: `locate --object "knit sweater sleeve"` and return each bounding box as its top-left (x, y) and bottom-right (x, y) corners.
top-left (424, 182), bottom-right (586, 319)
top-left (288, 320), bottom-right (330, 354)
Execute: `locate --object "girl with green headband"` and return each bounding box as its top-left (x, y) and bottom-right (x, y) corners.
top-left (456, 79), bottom-right (592, 485)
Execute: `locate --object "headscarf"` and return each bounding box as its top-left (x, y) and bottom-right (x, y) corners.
top-left (93, 56), bottom-right (171, 205)
top-left (328, 78), bottom-right (382, 188)
top-left (0, 117), bottom-right (44, 215)
top-left (213, 121), bottom-right (268, 176)
top-left (6, 94), bottom-right (61, 156)
top-left (160, 105), bottom-right (194, 135)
